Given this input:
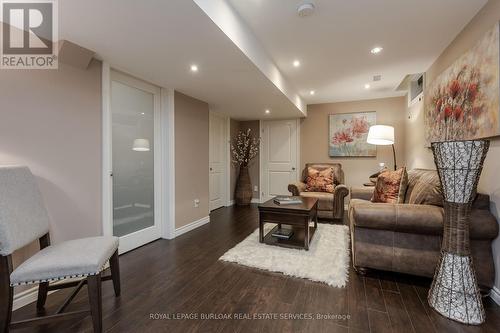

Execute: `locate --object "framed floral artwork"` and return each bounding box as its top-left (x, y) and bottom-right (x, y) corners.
top-left (425, 22), bottom-right (500, 143)
top-left (329, 111), bottom-right (376, 157)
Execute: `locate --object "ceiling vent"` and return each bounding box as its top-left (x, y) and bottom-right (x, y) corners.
top-left (297, 2), bottom-right (315, 17)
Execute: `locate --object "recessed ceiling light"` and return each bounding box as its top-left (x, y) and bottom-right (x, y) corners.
top-left (265, 109), bottom-right (271, 114)
top-left (141, 112), bottom-right (145, 115)
top-left (370, 47), bottom-right (383, 54)
top-left (364, 83), bottom-right (371, 89)
top-left (309, 90), bottom-right (315, 95)
top-left (190, 64), bottom-right (198, 72)
top-left (293, 60), bottom-right (301, 67)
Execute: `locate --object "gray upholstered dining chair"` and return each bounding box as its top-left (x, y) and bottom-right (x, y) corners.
top-left (0, 166), bottom-right (120, 333)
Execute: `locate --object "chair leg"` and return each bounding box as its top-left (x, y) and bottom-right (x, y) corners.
top-left (1, 255), bottom-right (13, 333)
top-left (109, 250), bottom-right (121, 297)
top-left (0, 284), bottom-right (12, 333)
top-left (87, 274), bottom-right (102, 333)
top-left (36, 282), bottom-right (49, 314)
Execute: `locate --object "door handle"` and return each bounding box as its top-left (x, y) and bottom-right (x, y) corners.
top-left (210, 167), bottom-right (213, 171)
top-left (291, 167), bottom-right (296, 171)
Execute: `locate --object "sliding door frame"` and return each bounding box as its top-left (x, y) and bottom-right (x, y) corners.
top-left (102, 62), bottom-right (175, 254)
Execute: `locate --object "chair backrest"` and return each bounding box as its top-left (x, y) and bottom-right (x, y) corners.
top-left (0, 166), bottom-right (50, 255)
top-left (302, 163), bottom-right (344, 185)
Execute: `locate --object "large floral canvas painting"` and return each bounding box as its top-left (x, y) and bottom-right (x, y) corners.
top-left (329, 112), bottom-right (376, 157)
top-left (425, 22), bottom-right (500, 143)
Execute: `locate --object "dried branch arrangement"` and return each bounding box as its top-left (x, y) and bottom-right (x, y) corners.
top-left (231, 129), bottom-right (260, 167)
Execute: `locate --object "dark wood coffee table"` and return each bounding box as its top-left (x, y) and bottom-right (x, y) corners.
top-left (258, 196), bottom-right (318, 250)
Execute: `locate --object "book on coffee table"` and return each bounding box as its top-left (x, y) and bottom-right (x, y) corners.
top-left (271, 228), bottom-right (294, 239)
top-left (273, 196), bottom-right (302, 205)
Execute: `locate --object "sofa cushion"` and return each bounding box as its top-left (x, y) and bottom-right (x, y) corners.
top-left (349, 199), bottom-right (498, 239)
top-left (305, 167), bottom-right (334, 193)
top-left (372, 167), bottom-right (408, 204)
top-left (300, 191), bottom-right (333, 211)
top-left (405, 169), bottom-right (443, 206)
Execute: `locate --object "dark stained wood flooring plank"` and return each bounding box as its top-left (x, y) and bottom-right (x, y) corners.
top-left (383, 290), bottom-right (414, 332)
top-left (367, 309), bottom-right (391, 333)
top-left (396, 282), bottom-right (436, 333)
top-left (347, 267), bottom-right (371, 332)
top-left (364, 275), bottom-right (386, 313)
top-left (378, 271), bottom-right (399, 293)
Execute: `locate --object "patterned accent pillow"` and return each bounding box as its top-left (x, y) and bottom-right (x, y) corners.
top-left (371, 167), bottom-right (409, 204)
top-left (305, 167), bottom-right (335, 193)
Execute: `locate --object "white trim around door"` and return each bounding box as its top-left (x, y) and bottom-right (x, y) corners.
top-left (209, 111), bottom-right (229, 211)
top-left (259, 119), bottom-right (300, 202)
top-left (102, 64), bottom-right (175, 252)
top-left (102, 62), bottom-right (112, 237)
top-left (225, 117), bottom-right (231, 207)
top-left (161, 88), bottom-right (176, 239)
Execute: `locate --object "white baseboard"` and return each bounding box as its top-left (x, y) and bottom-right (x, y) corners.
top-left (13, 286), bottom-right (46, 311)
top-left (227, 200), bottom-right (235, 206)
top-left (490, 286), bottom-right (500, 305)
top-left (174, 215), bottom-right (210, 237)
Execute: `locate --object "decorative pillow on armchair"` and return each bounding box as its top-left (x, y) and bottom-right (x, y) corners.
top-left (305, 167), bottom-right (334, 193)
top-left (371, 167), bottom-right (408, 204)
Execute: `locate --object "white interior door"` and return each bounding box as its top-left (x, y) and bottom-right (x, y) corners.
top-left (209, 112), bottom-right (227, 211)
top-left (109, 70), bottom-right (162, 253)
top-left (261, 119), bottom-right (298, 202)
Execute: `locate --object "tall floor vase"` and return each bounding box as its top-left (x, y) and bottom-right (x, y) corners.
top-left (235, 166), bottom-right (252, 205)
top-left (428, 140), bottom-right (489, 325)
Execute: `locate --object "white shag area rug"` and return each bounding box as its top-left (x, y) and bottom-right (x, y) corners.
top-left (219, 224), bottom-right (350, 287)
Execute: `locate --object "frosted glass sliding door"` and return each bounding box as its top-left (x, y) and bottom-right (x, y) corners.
top-left (110, 70), bottom-right (161, 251)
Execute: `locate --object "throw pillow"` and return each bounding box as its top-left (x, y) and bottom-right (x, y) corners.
top-left (305, 167), bottom-right (334, 193)
top-left (371, 167), bottom-right (409, 204)
top-left (407, 171), bottom-right (443, 206)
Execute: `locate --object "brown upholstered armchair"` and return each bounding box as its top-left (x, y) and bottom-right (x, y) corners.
top-left (288, 163), bottom-right (349, 221)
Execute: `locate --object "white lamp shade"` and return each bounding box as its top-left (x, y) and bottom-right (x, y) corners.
top-left (367, 125), bottom-right (395, 145)
top-left (132, 138), bottom-right (150, 151)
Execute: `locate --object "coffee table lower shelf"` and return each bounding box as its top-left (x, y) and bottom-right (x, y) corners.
top-left (262, 225), bottom-right (316, 250)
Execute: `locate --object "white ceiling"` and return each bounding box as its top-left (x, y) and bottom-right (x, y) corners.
top-left (58, 0), bottom-right (488, 120)
top-left (58, 0), bottom-right (303, 120)
top-left (228, 0), bottom-right (487, 104)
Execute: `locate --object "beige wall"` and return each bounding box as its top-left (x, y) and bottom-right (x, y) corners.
top-left (302, 97), bottom-right (406, 187)
top-left (404, 0), bottom-right (500, 291)
top-left (229, 119), bottom-right (240, 201)
top-left (174, 91), bottom-right (209, 228)
top-left (0, 60), bottom-right (103, 293)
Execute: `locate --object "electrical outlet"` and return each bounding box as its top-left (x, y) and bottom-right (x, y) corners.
top-left (254, 185), bottom-right (258, 192)
top-left (194, 199), bottom-right (200, 208)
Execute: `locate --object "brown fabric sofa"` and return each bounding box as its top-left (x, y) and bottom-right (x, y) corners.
top-left (349, 169), bottom-right (499, 290)
top-left (288, 163), bottom-right (349, 221)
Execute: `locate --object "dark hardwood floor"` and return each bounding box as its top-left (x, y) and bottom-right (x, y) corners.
top-left (13, 205), bottom-right (500, 332)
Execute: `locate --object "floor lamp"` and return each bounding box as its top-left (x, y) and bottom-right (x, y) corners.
top-left (367, 125), bottom-right (397, 170)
